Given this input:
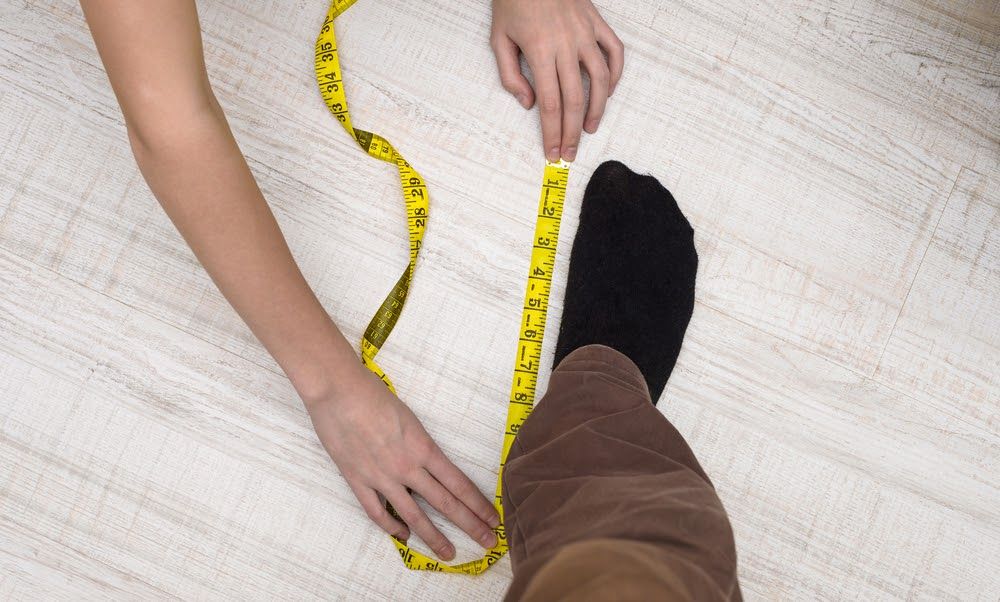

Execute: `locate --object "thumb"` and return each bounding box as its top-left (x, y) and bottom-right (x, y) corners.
top-left (490, 35), bottom-right (534, 108)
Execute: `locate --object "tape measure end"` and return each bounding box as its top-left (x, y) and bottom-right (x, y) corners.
top-left (546, 159), bottom-right (571, 169)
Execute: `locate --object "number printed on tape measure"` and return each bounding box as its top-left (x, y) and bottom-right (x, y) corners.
top-left (315, 0), bottom-right (570, 575)
top-left (492, 159), bottom-right (570, 526)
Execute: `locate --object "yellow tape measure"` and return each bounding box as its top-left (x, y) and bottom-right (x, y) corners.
top-left (315, 0), bottom-right (569, 574)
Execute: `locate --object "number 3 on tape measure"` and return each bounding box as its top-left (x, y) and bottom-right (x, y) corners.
top-left (315, 0), bottom-right (570, 575)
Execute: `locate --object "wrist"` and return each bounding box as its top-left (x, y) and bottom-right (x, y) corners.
top-left (282, 322), bottom-right (368, 409)
top-left (294, 355), bottom-right (368, 410)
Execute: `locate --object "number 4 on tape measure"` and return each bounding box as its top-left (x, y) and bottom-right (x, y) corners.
top-left (315, 0), bottom-right (570, 575)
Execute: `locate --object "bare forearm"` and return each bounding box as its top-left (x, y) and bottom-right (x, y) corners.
top-left (80, 0), bottom-right (361, 403)
top-left (80, 0), bottom-right (502, 552)
top-left (129, 103), bottom-right (360, 403)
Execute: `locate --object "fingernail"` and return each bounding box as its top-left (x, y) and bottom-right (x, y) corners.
top-left (489, 514), bottom-right (501, 528)
top-left (439, 544), bottom-right (455, 560)
top-left (585, 119), bottom-right (599, 132)
top-left (547, 147), bottom-right (560, 161)
top-left (516, 93), bottom-right (529, 107)
top-left (564, 146), bottom-right (577, 161)
top-left (481, 531), bottom-right (498, 548)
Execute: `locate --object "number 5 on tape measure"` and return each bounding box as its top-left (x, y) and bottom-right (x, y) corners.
top-left (315, 0), bottom-right (570, 574)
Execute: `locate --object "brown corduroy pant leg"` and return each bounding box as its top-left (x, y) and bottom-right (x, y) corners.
top-left (501, 344), bottom-right (742, 601)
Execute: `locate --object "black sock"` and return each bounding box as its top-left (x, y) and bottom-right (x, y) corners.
top-left (553, 160), bottom-right (698, 403)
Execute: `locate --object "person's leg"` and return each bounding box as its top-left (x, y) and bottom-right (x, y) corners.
top-left (501, 161), bottom-right (740, 600)
top-left (501, 345), bottom-right (740, 601)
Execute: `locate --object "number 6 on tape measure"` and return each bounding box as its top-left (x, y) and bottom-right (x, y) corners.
top-left (315, 0), bottom-right (570, 574)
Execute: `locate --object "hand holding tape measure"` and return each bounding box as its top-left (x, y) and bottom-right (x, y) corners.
top-left (490, 0), bottom-right (625, 162)
top-left (315, 0), bottom-right (611, 573)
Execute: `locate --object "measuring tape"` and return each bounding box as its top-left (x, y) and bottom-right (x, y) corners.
top-left (315, 0), bottom-right (569, 574)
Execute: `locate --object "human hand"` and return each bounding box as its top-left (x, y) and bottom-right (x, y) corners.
top-left (490, 0), bottom-right (624, 162)
top-left (305, 365), bottom-right (500, 561)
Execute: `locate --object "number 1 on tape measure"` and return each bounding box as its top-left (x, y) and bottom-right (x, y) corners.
top-left (315, 0), bottom-right (570, 575)
top-left (495, 161), bottom-right (568, 483)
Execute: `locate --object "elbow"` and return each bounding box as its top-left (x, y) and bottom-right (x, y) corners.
top-left (123, 87), bottom-right (224, 161)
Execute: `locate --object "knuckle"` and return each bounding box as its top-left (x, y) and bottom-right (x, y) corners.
top-left (613, 37), bottom-right (625, 52)
top-left (453, 479), bottom-right (476, 499)
top-left (397, 505), bottom-right (421, 526)
top-left (594, 68), bottom-right (611, 85)
top-left (437, 495), bottom-right (457, 515)
top-left (365, 504), bottom-right (386, 522)
top-left (500, 76), bottom-right (521, 93)
top-left (540, 96), bottom-right (561, 114)
top-left (565, 95), bottom-right (585, 112)
top-left (388, 455), bottom-right (412, 476)
top-left (428, 443), bottom-right (448, 464)
top-left (524, 40), bottom-right (550, 57)
top-left (413, 437), bottom-right (436, 461)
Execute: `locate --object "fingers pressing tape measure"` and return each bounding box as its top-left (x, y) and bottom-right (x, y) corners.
top-left (315, 0), bottom-right (570, 574)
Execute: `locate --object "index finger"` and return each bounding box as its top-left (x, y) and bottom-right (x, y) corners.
top-left (386, 485), bottom-right (456, 561)
top-left (427, 447), bottom-right (501, 530)
top-left (409, 469), bottom-right (498, 550)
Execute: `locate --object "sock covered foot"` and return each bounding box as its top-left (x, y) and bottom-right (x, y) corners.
top-left (553, 160), bottom-right (697, 403)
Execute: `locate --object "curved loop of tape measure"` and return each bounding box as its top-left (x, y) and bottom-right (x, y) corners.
top-left (315, 0), bottom-right (570, 574)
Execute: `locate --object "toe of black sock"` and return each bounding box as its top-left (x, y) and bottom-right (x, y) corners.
top-left (553, 160), bottom-right (698, 403)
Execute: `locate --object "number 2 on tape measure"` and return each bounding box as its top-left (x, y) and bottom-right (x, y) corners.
top-left (315, 0), bottom-right (570, 575)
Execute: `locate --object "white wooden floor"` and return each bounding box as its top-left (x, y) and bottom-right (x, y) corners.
top-left (1, 0), bottom-right (998, 599)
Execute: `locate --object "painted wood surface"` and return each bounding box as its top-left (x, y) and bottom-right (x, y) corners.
top-left (1, 0), bottom-right (997, 599)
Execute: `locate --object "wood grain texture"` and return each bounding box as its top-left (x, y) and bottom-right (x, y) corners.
top-left (1, 0), bottom-right (998, 599)
top-left (875, 168), bottom-right (999, 440)
top-left (664, 303), bottom-right (999, 599)
top-left (0, 249), bottom-right (512, 600)
top-left (650, 0), bottom-right (1000, 173)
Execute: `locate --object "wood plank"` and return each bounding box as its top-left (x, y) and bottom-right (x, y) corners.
top-left (648, 0), bottom-right (1000, 174)
top-left (0, 519), bottom-right (175, 600)
top-left (0, 249), bottom-right (512, 599)
top-left (5, 242), bottom-right (997, 598)
top-left (875, 168), bottom-right (999, 435)
top-left (661, 303), bottom-right (1000, 599)
top-left (1, 0), bottom-right (998, 598)
top-left (668, 302), bottom-right (997, 526)
top-left (0, 0), bottom-right (965, 383)
top-left (590, 15), bottom-right (960, 373)
top-left (680, 409), bottom-right (1000, 600)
